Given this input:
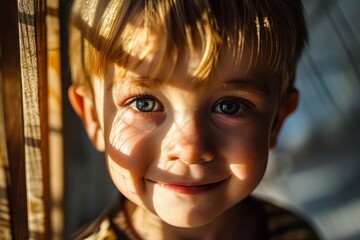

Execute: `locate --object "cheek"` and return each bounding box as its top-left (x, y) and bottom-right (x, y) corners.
top-left (107, 156), bottom-right (139, 195)
top-left (104, 110), bottom-right (162, 195)
top-left (220, 120), bottom-right (271, 183)
top-left (107, 110), bottom-right (161, 155)
top-left (228, 150), bottom-right (268, 183)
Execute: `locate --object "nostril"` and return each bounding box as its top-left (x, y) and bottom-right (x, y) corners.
top-left (162, 119), bottom-right (215, 164)
top-left (164, 143), bottom-right (215, 164)
top-left (201, 151), bottom-right (216, 162)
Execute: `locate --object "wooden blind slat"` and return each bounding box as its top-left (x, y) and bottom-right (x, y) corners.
top-left (0, 86), bottom-right (12, 239)
top-left (46, 0), bottom-right (64, 239)
top-left (1, 0), bottom-right (62, 238)
top-left (0, 0), bottom-right (28, 239)
top-left (17, 0), bottom-right (48, 238)
top-left (0, 35), bottom-right (14, 240)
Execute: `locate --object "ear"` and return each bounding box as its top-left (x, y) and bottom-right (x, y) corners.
top-left (68, 85), bottom-right (105, 152)
top-left (270, 88), bottom-right (299, 148)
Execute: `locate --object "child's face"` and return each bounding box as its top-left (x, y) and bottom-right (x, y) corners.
top-left (72, 26), bottom-right (297, 228)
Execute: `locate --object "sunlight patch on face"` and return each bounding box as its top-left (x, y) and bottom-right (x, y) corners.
top-left (156, 160), bottom-right (177, 172)
top-left (109, 160), bottom-right (137, 194)
top-left (109, 111), bottom-right (138, 156)
top-left (109, 107), bottom-right (159, 156)
top-left (229, 164), bottom-right (248, 180)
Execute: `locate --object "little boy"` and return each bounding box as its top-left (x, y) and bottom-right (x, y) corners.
top-left (68, 0), bottom-right (319, 239)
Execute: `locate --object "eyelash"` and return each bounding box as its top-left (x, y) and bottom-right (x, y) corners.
top-left (122, 93), bottom-right (255, 117)
top-left (213, 95), bottom-right (255, 117)
top-left (124, 94), bottom-right (164, 113)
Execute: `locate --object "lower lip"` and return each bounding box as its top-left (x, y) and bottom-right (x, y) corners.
top-left (158, 180), bottom-right (225, 195)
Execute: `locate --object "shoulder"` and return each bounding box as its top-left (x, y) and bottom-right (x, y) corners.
top-left (72, 217), bottom-right (118, 240)
top-left (71, 196), bottom-right (133, 240)
top-left (254, 197), bottom-right (320, 240)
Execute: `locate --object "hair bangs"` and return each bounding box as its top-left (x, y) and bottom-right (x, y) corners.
top-left (69, 0), bottom-right (307, 97)
top-left (207, 0), bottom-right (307, 96)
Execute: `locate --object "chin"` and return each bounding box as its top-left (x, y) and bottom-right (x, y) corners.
top-left (160, 215), bottom-right (215, 228)
top-left (154, 203), bottom-right (224, 228)
top-left (149, 182), bottom-right (234, 228)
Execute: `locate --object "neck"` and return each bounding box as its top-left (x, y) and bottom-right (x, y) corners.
top-left (124, 198), bottom-right (265, 240)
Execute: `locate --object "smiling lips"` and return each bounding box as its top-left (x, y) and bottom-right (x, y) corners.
top-left (157, 180), bottom-right (226, 194)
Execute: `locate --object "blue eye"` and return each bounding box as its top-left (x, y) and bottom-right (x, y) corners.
top-left (213, 98), bottom-right (251, 115)
top-left (129, 96), bottom-right (163, 112)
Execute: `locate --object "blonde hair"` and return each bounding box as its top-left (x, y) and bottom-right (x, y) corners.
top-left (69, 0), bottom-right (308, 98)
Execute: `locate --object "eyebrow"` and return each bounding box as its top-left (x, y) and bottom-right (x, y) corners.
top-left (220, 79), bottom-right (270, 96)
top-left (109, 76), bottom-right (271, 96)
top-left (108, 76), bottom-right (159, 92)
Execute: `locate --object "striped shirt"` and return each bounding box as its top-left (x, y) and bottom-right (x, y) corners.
top-left (73, 196), bottom-right (320, 240)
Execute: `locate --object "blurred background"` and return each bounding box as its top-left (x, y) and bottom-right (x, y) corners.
top-left (255, 1), bottom-right (360, 240)
top-left (61, 0), bottom-right (360, 239)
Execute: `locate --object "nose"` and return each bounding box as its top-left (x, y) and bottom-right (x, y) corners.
top-left (162, 116), bottom-right (215, 164)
